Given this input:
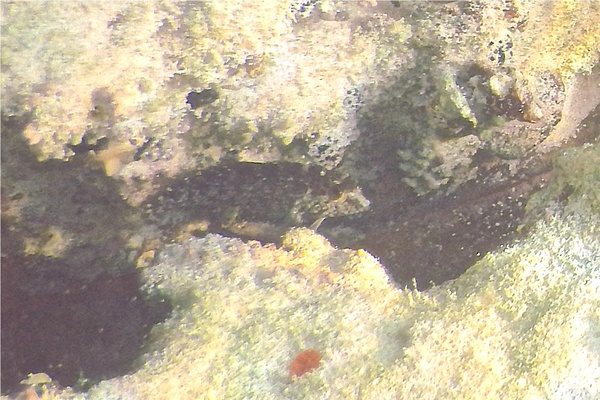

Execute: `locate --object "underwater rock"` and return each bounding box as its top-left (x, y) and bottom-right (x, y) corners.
top-left (34, 208), bottom-right (600, 399)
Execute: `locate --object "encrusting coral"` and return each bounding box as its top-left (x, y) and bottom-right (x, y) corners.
top-left (6, 0), bottom-right (597, 197)
top-left (33, 202), bottom-right (600, 399)
top-left (2, 1), bottom-right (412, 186)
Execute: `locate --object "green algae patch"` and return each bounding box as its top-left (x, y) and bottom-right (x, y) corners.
top-left (3, 0), bottom-right (597, 200)
top-left (527, 142), bottom-right (600, 217)
top-left (2, 1), bottom-right (413, 182)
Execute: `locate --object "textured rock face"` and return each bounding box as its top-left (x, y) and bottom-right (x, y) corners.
top-left (3, 1), bottom-right (598, 193)
top-left (2, 1), bottom-right (600, 398)
top-left (37, 203), bottom-right (599, 399)
top-left (1, 1), bottom-right (412, 180)
top-left (16, 144), bottom-right (600, 399)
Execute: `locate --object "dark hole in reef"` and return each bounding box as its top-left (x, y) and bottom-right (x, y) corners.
top-left (0, 243), bottom-right (172, 395)
top-left (318, 166), bottom-right (548, 290)
top-left (0, 116), bottom-right (172, 396)
top-left (67, 135), bottom-right (109, 154)
top-left (186, 88), bottom-right (218, 109)
top-left (133, 137), bottom-right (154, 161)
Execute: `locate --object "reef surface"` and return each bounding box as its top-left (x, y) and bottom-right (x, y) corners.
top-left (2, 1), bottom-right (600, 398)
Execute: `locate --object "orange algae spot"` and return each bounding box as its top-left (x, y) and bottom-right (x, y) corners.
top-left (289, 349), bottom-right (322, 379)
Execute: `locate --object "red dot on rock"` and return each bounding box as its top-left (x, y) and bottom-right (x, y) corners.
top-left (289, 349), bottom-right (322, 379)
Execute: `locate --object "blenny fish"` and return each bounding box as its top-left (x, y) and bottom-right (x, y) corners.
top-left (144, 161), bottom-right (370, 242)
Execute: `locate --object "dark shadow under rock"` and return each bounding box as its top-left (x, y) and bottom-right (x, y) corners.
top-left (0, 248), bottom-right (171, 394)
top-left (319, 167), bottom-right (551, 289)
top-left (1, 116), bottom-right (172, 395)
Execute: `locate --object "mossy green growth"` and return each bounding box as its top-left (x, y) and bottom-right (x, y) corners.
top-left (527, 141), bottom-right (600, 217)
top-left (2, 1), bottom-right (416, 177)
top-left (371, 0), bottom-right (599, 196)
top-left (438, 69), bottom-right (478, 128)
top-left (398, 134), bottom-right (481, 195)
